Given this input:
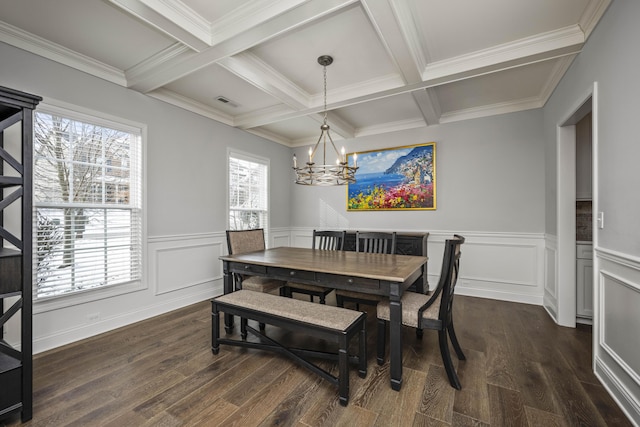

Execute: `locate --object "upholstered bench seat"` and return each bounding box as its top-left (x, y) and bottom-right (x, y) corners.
top-left (211, 290), bottom-right (367, 406)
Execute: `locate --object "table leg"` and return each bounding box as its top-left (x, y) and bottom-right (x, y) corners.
top-left (389, 283), bottom-right (403, 391)
top-left (223, 263), bottom-right (234, 333)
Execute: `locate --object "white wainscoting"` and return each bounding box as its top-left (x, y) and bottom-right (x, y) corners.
top-left (288, 228), bottom-right (545, 305)
top-left (148, 233), bottom-right (225, 295)
top-left (595, 247), bottom-right (640, 425)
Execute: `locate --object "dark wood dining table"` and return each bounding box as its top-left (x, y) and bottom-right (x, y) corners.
top-left (219, 246), bottom-right (428, 391)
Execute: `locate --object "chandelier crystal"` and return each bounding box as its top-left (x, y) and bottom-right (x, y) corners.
top-left (293, 55), bottom-right (358, 186)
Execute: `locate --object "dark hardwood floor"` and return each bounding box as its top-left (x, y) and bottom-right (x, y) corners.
top-left (2, 295), bottom-right (632, 426)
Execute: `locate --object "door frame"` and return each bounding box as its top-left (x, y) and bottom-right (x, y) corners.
top-left (556, 82), bottom-right (598, 328)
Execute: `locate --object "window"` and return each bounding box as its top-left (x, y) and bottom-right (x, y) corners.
top-left (228, 151), bottom-right (269, 232)
top-left (33, 105), bottom-right (142, 299)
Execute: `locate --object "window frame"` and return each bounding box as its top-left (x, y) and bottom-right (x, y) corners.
top-left (227, 148), bottom-right (271, 241)
top-left (32, 100), bottom-right (147, 314)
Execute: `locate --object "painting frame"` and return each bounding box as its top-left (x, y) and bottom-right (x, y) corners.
top-left (346, 142), bottom-right (436, 211)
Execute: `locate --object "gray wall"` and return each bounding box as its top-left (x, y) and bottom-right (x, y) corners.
top-left (543, 1), bottom-right (640, 423)
top-left (544, 1), bottom-right (640, 253)
top-left (291, 111), bottom-right (546, 234)
top-left (0, 41), bottom-right (291, 351)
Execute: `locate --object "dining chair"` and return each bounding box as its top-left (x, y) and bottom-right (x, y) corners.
top-left (225, 229), bottom-right (286, 293)
top-left (376, 235), bottom-right (466, 389)
top-left (335, 231), bottom-right (397, 310)
top-left (284, 230), bottom-right (346, 304)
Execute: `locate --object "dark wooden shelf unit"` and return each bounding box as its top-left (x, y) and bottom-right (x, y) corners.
top-left (0, 86), bottom-right (41, 423)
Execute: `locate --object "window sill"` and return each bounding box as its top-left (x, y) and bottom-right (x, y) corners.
top-left (33, 280), bottom-right (147, 314)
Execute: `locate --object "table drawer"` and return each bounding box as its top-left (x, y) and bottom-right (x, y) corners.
top-left (236, 263), bottom-right (267, 275)
top-left (316, 273), bottom-right (380, 291)
top-left (269, 267), bottom-right (315, 281)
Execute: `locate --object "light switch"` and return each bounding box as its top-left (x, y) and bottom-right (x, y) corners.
top-left (597, 211), bottom-right (604, 229)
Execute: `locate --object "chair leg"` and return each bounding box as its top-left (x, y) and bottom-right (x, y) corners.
top-left (438, 329), bottom-right (461, 389)
top-left (415, 328), bottom-right (423, 339)
top-left (241, 317), bottom-right (248, 339)
top-left (448, 322), bottom-right (466, 360)
top-left (376, 319), bottom-right (387, 365)
top-left (320, 294), bottom-right (326, 304)
top-left (336, 295), bottom-right (345, 308)
top-left (211, 303), bottom-right (220, 354)
top-left (259, 322), bottom-right (266, 331)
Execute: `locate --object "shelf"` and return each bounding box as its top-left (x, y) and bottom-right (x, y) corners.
top-left (0, 350), bottom-right (21, 374)
top-left (0, 249), bottom-right (21, 295)
top-left (0, 176), bottom-right (22, 188)
top-left (0, 85), bottom-right (40, 422)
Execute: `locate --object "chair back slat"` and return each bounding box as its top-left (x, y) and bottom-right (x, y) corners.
top-left (355, 231), bottom-right (397, 254)
top-left (438, 235), bottom-right (465, 323)
top-left (313, 230), bottom-right (346, 250)
top-left (416, 234), bottom-right (464, 325)
top-left (226, 229), bottom-right (266, 255)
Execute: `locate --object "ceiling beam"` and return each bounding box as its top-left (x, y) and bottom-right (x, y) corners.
top-left (236, 27), bottom-right (583, 130)
top-left (121, 0), bottom-right (358, 92)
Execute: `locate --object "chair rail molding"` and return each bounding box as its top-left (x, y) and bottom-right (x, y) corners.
top-left (289, 228), bottom-right (546, 305)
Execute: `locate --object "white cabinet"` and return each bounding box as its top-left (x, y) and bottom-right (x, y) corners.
top-left (576, 243), bottom-right (593, 320)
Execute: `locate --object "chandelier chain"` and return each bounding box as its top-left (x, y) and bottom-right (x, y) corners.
top-left (323, 63), bottom-right (328, 125)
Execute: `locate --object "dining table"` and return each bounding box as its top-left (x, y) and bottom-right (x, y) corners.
top-left (218, 246), bottom-right (428, 391)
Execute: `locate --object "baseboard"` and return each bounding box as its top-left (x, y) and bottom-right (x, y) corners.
top-left (595, 357), bottom-right (640, 426)
top-left (32, 285), bottom-right (221, 354)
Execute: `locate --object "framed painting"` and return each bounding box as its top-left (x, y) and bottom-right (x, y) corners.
top-left (346, 142), bottom-right (436, 211)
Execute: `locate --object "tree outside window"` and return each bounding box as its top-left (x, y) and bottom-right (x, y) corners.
top-left (34, 109), bottom-right (141, 298)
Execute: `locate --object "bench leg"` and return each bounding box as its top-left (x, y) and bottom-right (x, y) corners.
top-left (241, 317), bottom-right (248, 339)
top-left (338, 343), bottom-right (349, 407)
top-left (211, 302), bottom-right (220, 355)
top-left (359, 321), bottom-right (367, 378)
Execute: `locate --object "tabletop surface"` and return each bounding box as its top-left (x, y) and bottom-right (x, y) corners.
top-left (220, 246), bottom-right (427, 283)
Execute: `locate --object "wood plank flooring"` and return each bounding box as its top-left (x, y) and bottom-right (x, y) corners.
top-left (2, 295), bottom-right (632, 426)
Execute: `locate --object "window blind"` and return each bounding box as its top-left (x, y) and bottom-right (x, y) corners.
top-left (228, 153), bottom-right (269, 232)
top-left (33, 108), bottom-right (142, 299)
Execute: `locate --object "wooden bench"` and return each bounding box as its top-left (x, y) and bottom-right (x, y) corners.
top-left (211, 290), bottom-right (367, 406)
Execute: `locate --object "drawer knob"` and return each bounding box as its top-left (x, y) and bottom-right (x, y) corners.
top-left (290, 271), bottom-right (296, 276)
top-left (244, 265), bottom-right (250, 270)
top-left (347, 279), bottom-right (354, 284)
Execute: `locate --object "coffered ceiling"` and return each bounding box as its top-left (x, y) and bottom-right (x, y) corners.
top-left (0, 0), bottom-right (610, 146)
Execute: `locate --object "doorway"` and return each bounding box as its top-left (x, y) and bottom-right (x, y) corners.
top-left (555, 83), bottom-right (598, 328)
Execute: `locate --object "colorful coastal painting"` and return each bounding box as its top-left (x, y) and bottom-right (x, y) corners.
top-left (347, 142), bottom-right (436, 211)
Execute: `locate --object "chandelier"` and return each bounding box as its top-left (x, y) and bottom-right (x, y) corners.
top-left (293, 55), bottom-right (358, 186)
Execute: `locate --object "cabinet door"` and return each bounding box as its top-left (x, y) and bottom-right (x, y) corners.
top-left (576, 258), bottom-right (593, 318)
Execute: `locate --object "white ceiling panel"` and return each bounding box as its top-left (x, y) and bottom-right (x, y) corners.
top-left (435, 60), bottom-right (562, 113)
top-left (0, 0), bottom-right (611, 146)
top-left (162, 63), bottom-right (281, 115)
top-left (0, 0), bottom-right (175, 70)
top-left (249, 4), bottom-right (398, 95)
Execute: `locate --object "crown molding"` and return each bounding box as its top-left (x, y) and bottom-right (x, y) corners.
top-left (355, 117), bottom-right (427, 138)
top-left (217, 52), bottom-right (309, 109)
top-left (580, 0), bottom-right (612, 40)
top-left (138, 0), bottom-right (210, 43)
top-left (245, 127), bottom-right (292, 147)
top-left (125, 43), bottom-right (193, 88)
top-left (148, 87), bottom-right (234, 125)
top-left (439, 96), bottom-right (543, 124)
top-left (423, 24), bottom-right (585, 83)
top-left (0, 21), bottom-right (126, 86)
top-left (538, 55), bottom-right (577, 106)
top-left (108, 0), bottom-right (209, 51)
